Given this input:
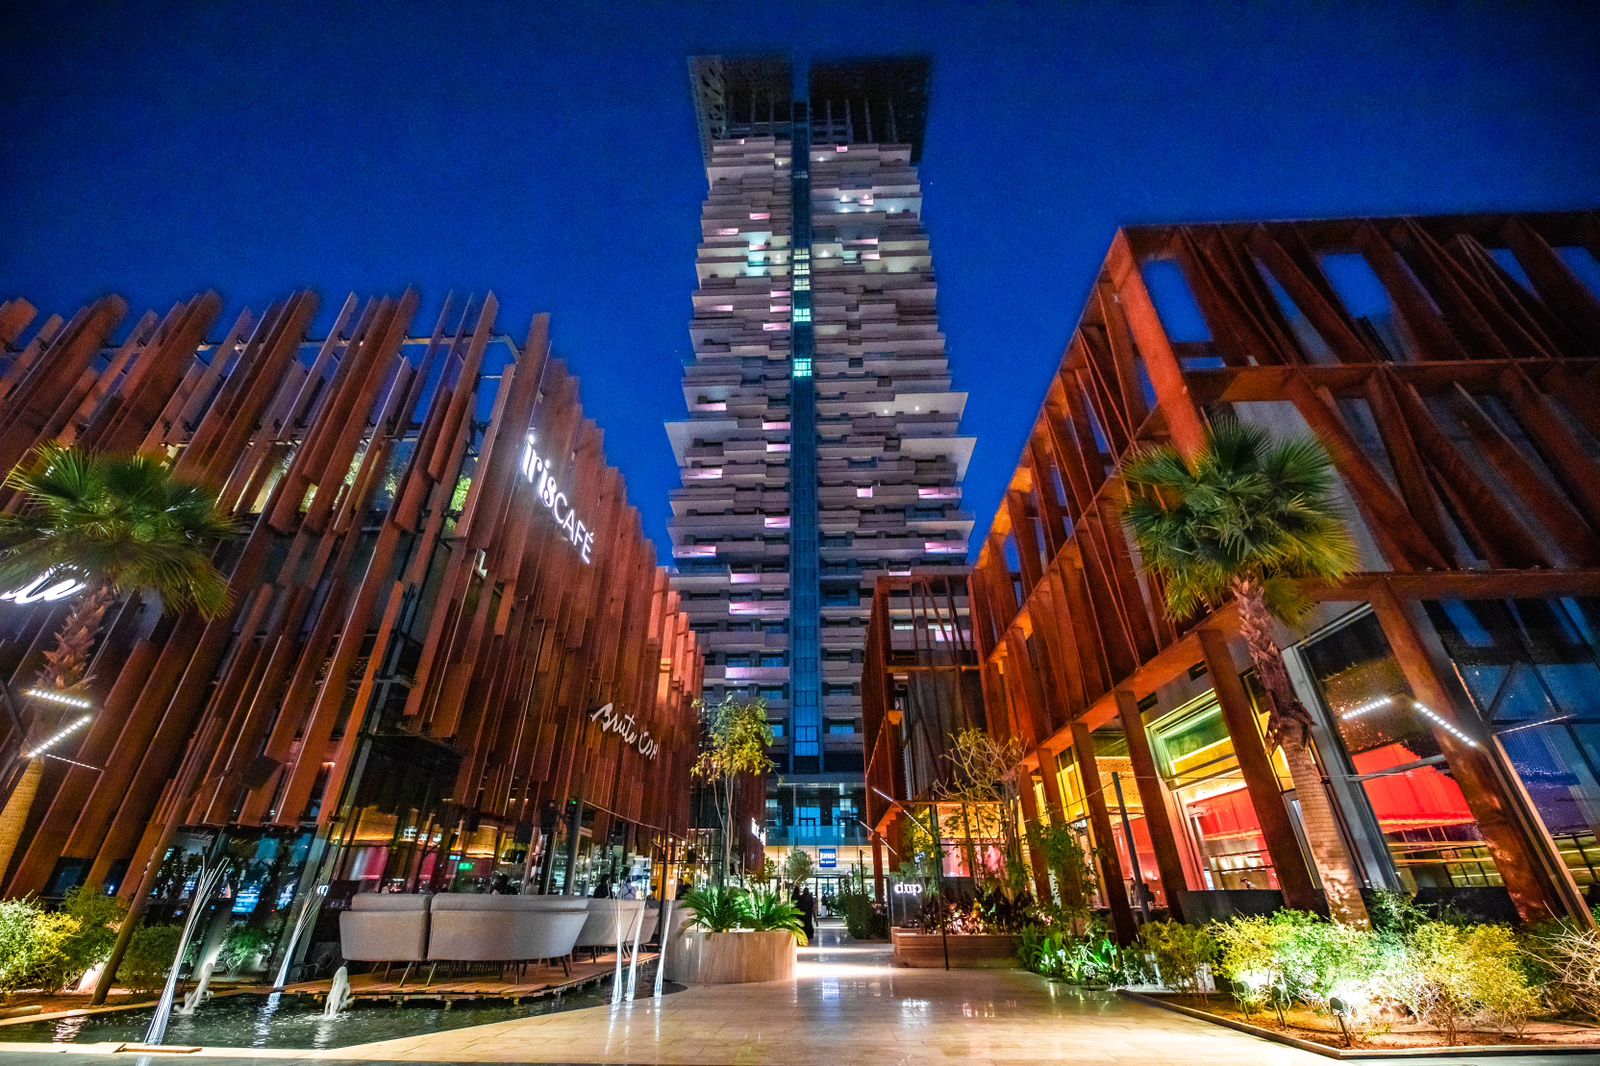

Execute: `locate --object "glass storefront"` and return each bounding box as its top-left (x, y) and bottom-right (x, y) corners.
top-left (1297, 610), bottom-right (1498, 890)
top-left (1149, 696), bottom-right (1289, 891)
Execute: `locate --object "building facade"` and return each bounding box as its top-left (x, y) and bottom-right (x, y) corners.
top-left (0, 292), bottom-right (701, 955)
top-left (970, 213), bottom-right (1600, 940)
top-left (861, 571), bottom-right (985, 896)
top-left (669, 56), bottom-right (973, 875)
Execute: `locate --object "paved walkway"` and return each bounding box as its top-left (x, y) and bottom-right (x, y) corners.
top-left (0, 920), bottom-right (1576, 1065)
top-left (288, 920), bottom-right (1471, 1065)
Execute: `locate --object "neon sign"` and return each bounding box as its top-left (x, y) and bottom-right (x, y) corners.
top-left (1, 573), bottom-right (87, 605)
top-left (589, 702), bottom-right (659, 760)
top-left (521, 435), bottom-right (595, 564)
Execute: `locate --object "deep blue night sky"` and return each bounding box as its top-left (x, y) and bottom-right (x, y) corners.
top-left (3, 1), bottom-right (1598, 560)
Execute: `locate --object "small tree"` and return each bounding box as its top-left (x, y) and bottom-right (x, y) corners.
top-left (935, 728), bottom-right (1027, 896)
top-left (783, 848), bottom-right (816, 892)
top-left (1123, 418), bottom-right (1369, 927)
top-left (691, 694), bottom-right (774, 886)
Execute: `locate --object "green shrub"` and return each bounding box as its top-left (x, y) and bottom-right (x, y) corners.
top-left (0, 899), bottom-right (48, 996)
top-left (219, 921), bottom-right (279, 972)
top-left (1394, 921), bottom-right (1539, 1043)
top-left (117, 925), bottom-right (187, 996)
top-left (1140, 919), bottom-right (1217, 994)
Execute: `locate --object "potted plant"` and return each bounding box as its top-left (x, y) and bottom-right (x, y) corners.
top-left (666, 885), bottom-right (805, 984)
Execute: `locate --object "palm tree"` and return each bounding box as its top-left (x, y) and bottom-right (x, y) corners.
top-left (0, 444), bottom-right (237, 879)
top-left (1122, 417), bottom-right (1370, 927)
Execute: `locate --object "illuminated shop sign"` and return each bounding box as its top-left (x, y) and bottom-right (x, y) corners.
top-left (0, 573), bottom-right (87, 605)
top-left (819, 847), bottom-right (837, 869)
top-left (521, 434), bottom-right (596, 564)
top-left (893, 882), bottom-right (923, 896)
top-left (590, 701), bottom-right (659, 760)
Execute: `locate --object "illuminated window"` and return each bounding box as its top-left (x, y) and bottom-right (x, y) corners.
top-left (793, 307), bottom-right (811, 323)
top-left (794, 277), bottom-right (810, 291)
top-left (792, 357), bottom-right (812, 378)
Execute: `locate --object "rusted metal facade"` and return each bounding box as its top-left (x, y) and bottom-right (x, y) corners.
top-left (971, 212), bottom-right (1600, 934)
top-left (0, 291), bottom-right (702, 904)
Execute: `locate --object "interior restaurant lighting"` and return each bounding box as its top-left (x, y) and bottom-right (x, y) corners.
top-left (25, 714), bottom-right (91, 759)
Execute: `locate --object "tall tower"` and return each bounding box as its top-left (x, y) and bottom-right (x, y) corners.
top-left (670, 56), bottom-right (973, 867)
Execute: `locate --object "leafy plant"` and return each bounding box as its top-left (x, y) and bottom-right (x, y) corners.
top-left (1028, 822), bottom-right (1095, 933)
top-left (746, 887), bottom-right (807, 944)
top-left (834, 866), bottom-right (888, 941)
top-left (1141, 918), bottom-right (1218, 995)
top-left (691, 695), bottom-right (775, 885)
top-left (116, 924), bottom-right (189, 996)
top-left (219, 921), bottom-right (280, 972)
top-left (681, 885), bottom-right (750, 933)
top-left (1123, 418), bottom-right (1368, 927)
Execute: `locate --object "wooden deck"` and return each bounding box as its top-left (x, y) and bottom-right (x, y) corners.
top-left (284, 951), bottom-right (658, 1004)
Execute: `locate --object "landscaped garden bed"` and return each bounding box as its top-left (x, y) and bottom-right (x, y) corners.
top-left (1014, 893), bottom-right (1600, 1054)
top-left (1127, 989), bottom-right (1600, 1055)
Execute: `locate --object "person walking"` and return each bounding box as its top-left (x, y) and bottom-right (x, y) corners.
top-left (797, 885), bottom-right (817, 944)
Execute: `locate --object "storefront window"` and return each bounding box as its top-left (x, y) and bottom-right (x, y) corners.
top-left (1151, 696), bottom-right (1279, 891)
top-left (1427, 598), bottom-right (1600, 887)
top-left (1299, 611), bottom-right (1497, 890)
top-left (1088, 729), bottom-right (1166, 907)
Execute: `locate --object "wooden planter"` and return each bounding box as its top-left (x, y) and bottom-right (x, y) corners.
top-left (665, 928), bottom-right (796, 984)
top-left (891, 928), bottom-right (1022, 969)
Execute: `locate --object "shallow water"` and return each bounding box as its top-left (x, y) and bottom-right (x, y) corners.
top-left (0, 965), bottom-right (675, 1050)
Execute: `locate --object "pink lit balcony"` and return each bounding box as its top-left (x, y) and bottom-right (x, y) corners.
top-left (762, 420), bottom-right (792, 431)
top-left (730, 571), bottom-right (762, 585)
top-left (766, 442), bottom-right (791, 454)
top-left (764, 515), bottom-right (791, 529)
top-left (684, 468), bottom-right (723, 481)
top-left (919, 486), bottom-right (960, 500)
top-left (924, 541), bottom-right (966, 554)
top-left (762, 322), bottom-right (791, 332)
top-left (730, 601), bottom-right (787, 617)
top-left (725, 666), bottom-right (789, 683)
top-left (749, 212), bottom-right (771, 221)
top-left (675, 545), bottom-right (717, 558)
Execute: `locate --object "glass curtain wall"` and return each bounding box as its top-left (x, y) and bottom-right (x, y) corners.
top-left (1297, 610), bottom-right (1497, 890)
top-left (1425, 598), bottom-right (1600, 889)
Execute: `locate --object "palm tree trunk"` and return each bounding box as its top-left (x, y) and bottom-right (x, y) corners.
top-left (0, 582), bottom-right (115, 888)
top-left (0, 757), bottom-right (43, 882)
top-left (1232, 577), bottom-right (1370, 928)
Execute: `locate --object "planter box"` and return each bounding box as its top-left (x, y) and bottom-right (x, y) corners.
top-left (891, 928), bottom-right (1021, 969)
top-left (665, 928), bottom-right (796, 984)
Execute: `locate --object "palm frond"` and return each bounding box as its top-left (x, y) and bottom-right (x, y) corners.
top-left (1121, 417), bottom-right (1357, 624)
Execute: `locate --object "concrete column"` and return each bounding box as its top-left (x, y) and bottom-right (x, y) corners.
top-left (1198, 628), bottom-right (1323, 911)
top-left (1070, 723), bottom-right (1138, 945)
top-left (1368, 585), bottom-right (1588, 924)
top-left (1114, 689), bottom-right (1190, 922)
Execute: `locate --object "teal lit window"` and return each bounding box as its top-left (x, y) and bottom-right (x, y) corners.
top-left (793, 307), bottom-right (812, 323)
top-left (793, 357), bottom-right (812, 378)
